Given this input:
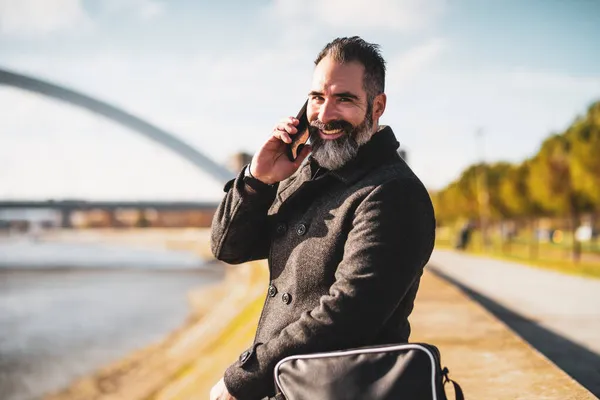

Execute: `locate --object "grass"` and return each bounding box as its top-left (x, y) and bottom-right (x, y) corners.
top-left (436, 233), bottom-right (600, 279)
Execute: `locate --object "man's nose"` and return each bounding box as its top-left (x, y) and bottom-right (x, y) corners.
top-left (317, 100), bottom-right (338, 123)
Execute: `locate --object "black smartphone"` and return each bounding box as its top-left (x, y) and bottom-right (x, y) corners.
top-left (286, 100), bottom-right (311, 162)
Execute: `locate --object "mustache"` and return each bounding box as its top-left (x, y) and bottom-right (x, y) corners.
top-left (309, 119), bottom-right (354, 133)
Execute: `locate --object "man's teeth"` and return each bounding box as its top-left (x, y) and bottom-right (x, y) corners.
top-left (322, 129), bottom-right (343, 135)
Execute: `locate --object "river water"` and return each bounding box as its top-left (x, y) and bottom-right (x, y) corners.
top-left (0, 236), bottom-right (223, 400)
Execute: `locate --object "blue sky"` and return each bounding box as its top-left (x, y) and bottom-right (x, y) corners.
top-left (1, 0), bottom-right (599, 201)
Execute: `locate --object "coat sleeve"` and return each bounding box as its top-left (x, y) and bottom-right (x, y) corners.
top-left (210, 167), bottom-right (278, 264)
top-left (223, 178), bottom-right (436, 400)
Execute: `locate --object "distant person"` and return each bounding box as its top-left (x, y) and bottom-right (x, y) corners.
top-left (455, 220), bottom-right (473, 250)
top-left (209, 36), bottom-right (436, 400)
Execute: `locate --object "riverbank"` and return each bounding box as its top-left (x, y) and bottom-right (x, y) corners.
top-left (43, 230), bottom-right (595, 399)
top-left (0, 228), bottom-right (226, 400)
top-left (45, 259), bottom-right (266, 400)
top-left (1, 269), bottom-right (220, 400)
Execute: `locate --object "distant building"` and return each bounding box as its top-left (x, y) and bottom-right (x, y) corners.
top-left (228, 152), bottom-right (253, 172)
top-left (0, 208), bottom-right (61, 233)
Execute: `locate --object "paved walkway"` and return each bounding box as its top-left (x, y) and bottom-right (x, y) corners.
top-left (411, 269), bottom-right (595, 399)
top-left (427, 250), bottom-right (600, 397)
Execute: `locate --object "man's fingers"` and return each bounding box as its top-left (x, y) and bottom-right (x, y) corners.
top-left (272, 128), bottom-right (292, 144)
top-left (276, 122), bottom-right (298, 135)
top-left (270, 116), bottom-right (300, 144)
top-left (280, 116), bottom-right (299, 126)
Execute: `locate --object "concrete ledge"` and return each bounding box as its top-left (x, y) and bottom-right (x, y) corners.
top-left (411, 269), bottom-right (595, 399)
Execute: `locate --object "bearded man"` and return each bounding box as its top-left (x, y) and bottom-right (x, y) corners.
top-left (210, 36), bottom-right (436, 400)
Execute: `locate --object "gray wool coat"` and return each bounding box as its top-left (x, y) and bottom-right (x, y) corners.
top-left (210, 126), bottom-right (436, 400)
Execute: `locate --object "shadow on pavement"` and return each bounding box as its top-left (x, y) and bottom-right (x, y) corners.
top-left (429, 266), bottom-right (600, 397)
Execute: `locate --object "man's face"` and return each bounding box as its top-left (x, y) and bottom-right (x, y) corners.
top-left (307, 56), bottom-right (374, 170)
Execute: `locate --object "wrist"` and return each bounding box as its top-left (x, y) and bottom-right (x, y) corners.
top-left (246, 163), bottom-right (276, 185)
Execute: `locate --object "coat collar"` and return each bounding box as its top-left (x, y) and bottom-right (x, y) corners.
top-left (309, 125), bottom-right (400, 185)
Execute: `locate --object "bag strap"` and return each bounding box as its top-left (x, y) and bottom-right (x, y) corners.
top-left (442, 367), bottom-right (464, 400)
top-left (446, 379), bottom-right (464, 400)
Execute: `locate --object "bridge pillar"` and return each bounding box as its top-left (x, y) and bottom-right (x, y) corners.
top-left (107, 209), bottom-right (119, 228)
top-left (61, 208), bottom-right (73, 228)
top-left (135, 209), bottom-right (151, 228)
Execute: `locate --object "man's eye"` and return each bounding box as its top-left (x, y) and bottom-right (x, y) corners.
top-left (311, 95), bottom-right (324, 102)
top-left (339, 97), bottom-right (351, 102)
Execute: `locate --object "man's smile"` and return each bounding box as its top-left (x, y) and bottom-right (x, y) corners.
top-left (318, 129), bottom-right (344, 140)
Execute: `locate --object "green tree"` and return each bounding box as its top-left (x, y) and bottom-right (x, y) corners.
top-left (527, 134), bottom-right (589, 261)
top-left (499, 161), bottom-right (539, 218)
top-left (567, 101), bottom-right (600, 209)
top-left (481, 162), bottom-right (513, 221)
top-left (432, 182), bottom-right (471, 224)
top-left (432, 101), bottom-right (600, 257)
top-left (434, 162), bottom-right (513, 224)
top-left (455, 164), bottom-right (481, 220)
top-left (499, 161), bottom-right (542, 257)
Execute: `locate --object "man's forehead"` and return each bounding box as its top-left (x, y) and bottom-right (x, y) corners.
top-left (311, 58), bottom-right (365, 95)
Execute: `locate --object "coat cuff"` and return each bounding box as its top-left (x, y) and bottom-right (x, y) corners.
top-left (223, 166), bottom-right (278, 204)
top-left (223, 342), bottom-right (274, 400)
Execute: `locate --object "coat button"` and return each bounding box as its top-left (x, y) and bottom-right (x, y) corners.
top-left (268, 284), bottom-right (278, 297)
top-left (276, 222), bottom-right (287, 236)
top-left (240, 350), bottom-right (250, 363)
top-left (282, 293), bottom-right (292, 305)
top-left (296, 223), bottom-right (307, 236)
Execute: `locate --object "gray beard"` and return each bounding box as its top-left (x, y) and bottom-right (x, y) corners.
top-left (310, 110), bottom-right (374, 171)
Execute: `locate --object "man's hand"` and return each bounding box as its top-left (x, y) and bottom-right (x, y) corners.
top-left (210, 378), bottom-right (236, 400)
top-left (250, 116), bottom-right (312, 185)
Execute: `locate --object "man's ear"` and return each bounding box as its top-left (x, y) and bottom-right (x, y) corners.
top-left (372, 93), bottom-right (387, 121)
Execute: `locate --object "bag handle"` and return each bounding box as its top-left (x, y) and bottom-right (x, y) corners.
top-left (442, 367), bottom-right (465, 400)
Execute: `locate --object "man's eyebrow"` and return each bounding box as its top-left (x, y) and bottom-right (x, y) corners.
top-left (333, 92), bottom-right (359, 100)
top-left (308, 91), bottom-right (360, 100)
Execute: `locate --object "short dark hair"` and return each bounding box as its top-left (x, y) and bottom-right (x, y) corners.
top-left (314, 36), bottom-right (386, 101)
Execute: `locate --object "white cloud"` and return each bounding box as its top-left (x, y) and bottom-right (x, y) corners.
top-left (386, 38), bottom-right (446, 90)
top-left (138, 1), bottom-right (164, 20)
top-left (267, 0), bottom-right (445, 32)
top-left (0, 0), bottom-right (91, 36)
top-left (0, 0), bottom-right (166, 37)
top-left (100, 0), bottom-right (165, 20)
top-left (502, 69), bottom-right (600, 96)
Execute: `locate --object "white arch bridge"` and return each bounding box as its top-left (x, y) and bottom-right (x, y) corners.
top-left (0, 67), bottom-right (235, 183)
top-left (0, 67), bottom-right (239, 227)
